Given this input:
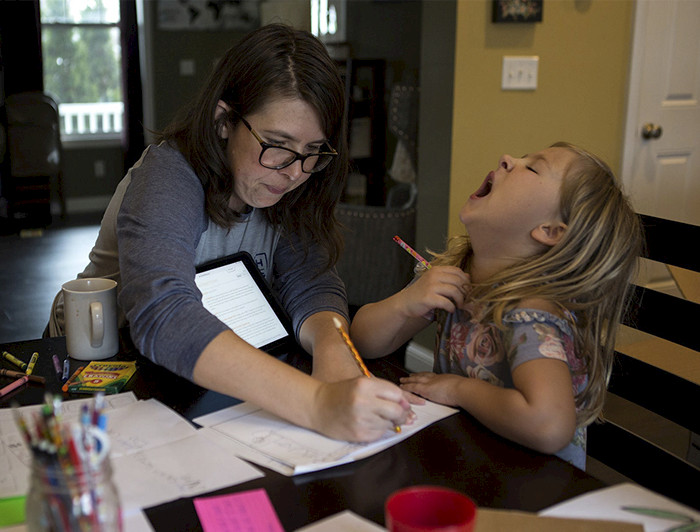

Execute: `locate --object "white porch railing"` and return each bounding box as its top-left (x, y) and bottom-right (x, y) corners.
top-left (58, 102), bottom-right (124, 137)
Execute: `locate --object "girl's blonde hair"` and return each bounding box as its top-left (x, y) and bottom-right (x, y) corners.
top-left (430, 142), bottom-right (643, 426)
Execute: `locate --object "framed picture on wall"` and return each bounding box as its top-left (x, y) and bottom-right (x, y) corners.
top-left (157, 0), bottom-right (259, 31)
top-left (492, 0), bottom-right (543, 23)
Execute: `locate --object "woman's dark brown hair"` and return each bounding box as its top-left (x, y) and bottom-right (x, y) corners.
top-left (159, 23), bottom-right (348, 267)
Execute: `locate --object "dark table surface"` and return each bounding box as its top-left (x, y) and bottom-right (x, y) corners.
top-left (1, 335), bottom-right (605, 531)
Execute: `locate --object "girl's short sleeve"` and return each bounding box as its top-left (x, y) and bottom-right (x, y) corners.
top-left (502, 309), bottom-right (577, 372)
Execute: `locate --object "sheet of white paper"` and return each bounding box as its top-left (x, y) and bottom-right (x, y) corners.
top-left (123, 509), bottom-right (156, 532)
top-left (540, 483), bottom-right (700, 532)
top-left (112, 431), bottom-right (264, 513)
top-left (194, 400), bottom-right (458, 476)
top-left (295, 510), bottom-right (386, 531)
top-left (199, 426), bottom-right (297, 476)
top-left (100, 398), bottom-right (199, 457)
top-left (0, 392), bottom-right (138, 498)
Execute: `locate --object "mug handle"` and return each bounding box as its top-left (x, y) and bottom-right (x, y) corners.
top-left (90, 301), bottom-right (105, 348)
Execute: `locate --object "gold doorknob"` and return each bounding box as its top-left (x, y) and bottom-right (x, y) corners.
top-left (641, 123), bottom-right (663, 140)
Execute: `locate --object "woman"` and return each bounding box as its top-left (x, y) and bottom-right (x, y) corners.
top-left (48, 24), bottom-right (412, 442)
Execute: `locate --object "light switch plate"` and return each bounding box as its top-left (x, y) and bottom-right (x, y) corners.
top-left (502, 56), bottom-right (539, 90)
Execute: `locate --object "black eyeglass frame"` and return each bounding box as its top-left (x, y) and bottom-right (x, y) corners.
top-left (238, 116), bottom-right (338, 174)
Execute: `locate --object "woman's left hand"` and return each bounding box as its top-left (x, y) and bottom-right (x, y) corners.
top-left (399, 372), bottom-right (463, 406)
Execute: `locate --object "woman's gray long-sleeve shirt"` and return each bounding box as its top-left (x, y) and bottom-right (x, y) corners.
top-left (50, 142), bottom-right (348, 379)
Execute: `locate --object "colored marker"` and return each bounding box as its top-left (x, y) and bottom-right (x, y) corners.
top-left (0, 368), bottom-right (45, 384)
top-left (2, 351), bottom-right (27, 371)
top-left (332, 317), bottom-right (402, 433)
top-left (61, 366), bottom-right (84, 393)
top-left (393, 235), bottom-right (431, 270)
top-left (0, 376), bottom-right (29, 398)
top-left (25, 352), bottom-right (39, 376)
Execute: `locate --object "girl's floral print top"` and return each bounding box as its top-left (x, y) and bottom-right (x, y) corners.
top-left (433, 305), bottom-right (588, 469)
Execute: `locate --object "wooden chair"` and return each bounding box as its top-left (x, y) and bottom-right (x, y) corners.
top-left (587, 214), bottom-right (700, 510)
top-left (4, 91), bottom-right (66, 227)
top-left (335, 182), bottom-right (417, 312)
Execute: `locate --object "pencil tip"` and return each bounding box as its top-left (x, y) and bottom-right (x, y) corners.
top-left (332, 316), bottom-right (343, 329)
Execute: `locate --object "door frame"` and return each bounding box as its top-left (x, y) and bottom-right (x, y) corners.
top-left (620, 0), bottom-right (645, 193)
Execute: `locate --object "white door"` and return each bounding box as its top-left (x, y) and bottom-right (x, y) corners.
top-left (621, 0), bottom-right (700, 226)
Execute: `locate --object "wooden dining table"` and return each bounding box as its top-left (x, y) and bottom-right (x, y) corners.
top-left (1, 334), bottom-right (605, 530)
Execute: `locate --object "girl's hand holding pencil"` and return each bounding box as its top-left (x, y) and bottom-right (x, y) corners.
top-left (395, 266), bottom-right (471, 318)
top-left (391, 234), bottom-right (470, 318)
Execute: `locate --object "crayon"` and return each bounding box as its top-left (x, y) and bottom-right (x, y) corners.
top-left (62, 366), bottom-right (84, 393)
top-left (67, 383), bottom-right (121, 395)
top-left (0, 368), bottom-right (45, 384)
top-left (0, 376), bottom-right (29, 398)
top-left (26, 352), bottom-right (39, 376)
top-left (2, 351), bottom-right (27, 371)
top-left (52, 354), bottom-right (63, 378)
top-left (62, 358), bottom-right (70, 382)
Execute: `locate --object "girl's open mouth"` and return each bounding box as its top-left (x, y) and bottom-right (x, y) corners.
top-left (472, 172), bottom-right (493, 198)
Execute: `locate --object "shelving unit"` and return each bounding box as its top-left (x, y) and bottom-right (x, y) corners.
top-left (336, 58), bottom-right (386, 206)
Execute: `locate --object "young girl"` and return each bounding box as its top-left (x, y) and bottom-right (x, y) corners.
top-left (351, 142), bottom-right (642, 468)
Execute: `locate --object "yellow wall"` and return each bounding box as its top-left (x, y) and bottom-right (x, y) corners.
top-left (448, 0), bottom-right (634, 237)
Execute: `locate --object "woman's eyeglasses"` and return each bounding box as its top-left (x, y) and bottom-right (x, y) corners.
top-left (239, 116), bottom-right (337, 174)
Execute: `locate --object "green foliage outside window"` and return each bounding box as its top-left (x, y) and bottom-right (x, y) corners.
top-left (40, 0), bottom-right (122, 105)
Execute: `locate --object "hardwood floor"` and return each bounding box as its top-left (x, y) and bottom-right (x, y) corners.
top-left (0, 214), bottom-right (101, 343)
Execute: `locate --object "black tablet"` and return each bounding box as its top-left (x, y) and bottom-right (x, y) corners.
top-left (195, 252), bottom-right (295, 356)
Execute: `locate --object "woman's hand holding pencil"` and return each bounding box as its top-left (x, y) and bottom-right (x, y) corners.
top-left (332, 317), bottom-right (413, 435)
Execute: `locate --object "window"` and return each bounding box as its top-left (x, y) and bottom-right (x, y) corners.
top-left (40, 0), bottom-right (123, 142)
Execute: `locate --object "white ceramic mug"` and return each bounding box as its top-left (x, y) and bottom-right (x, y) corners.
top-left (62, 278), bottom-right (118, 361)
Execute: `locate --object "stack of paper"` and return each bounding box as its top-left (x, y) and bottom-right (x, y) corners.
top-left (0, 394), bottom-right (264, 531)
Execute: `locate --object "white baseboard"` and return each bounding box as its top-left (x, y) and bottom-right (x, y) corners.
top-left (405, 341), bottom-right (433, 373)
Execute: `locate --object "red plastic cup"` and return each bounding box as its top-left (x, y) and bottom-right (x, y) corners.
top-left (385, 486), bottom-right (477, 532)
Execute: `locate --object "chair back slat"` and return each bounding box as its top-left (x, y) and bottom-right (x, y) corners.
top-left (622, 286), bottom-right (700, 352)
top-left (640, 215), bottom-right (700, 272)
top-left (587, 214), bottom-right (700, 511)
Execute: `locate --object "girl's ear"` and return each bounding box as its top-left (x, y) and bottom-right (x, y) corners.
top-left (215, 100), bottom-right (231, 139)
top-left (531, 222), bottom-right (568, 247)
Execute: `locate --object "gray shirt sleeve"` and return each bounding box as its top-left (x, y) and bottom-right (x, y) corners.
top-left (116, 145), bottom-right (228, 378)
top-left (272, 234), bottom-right (350, 341)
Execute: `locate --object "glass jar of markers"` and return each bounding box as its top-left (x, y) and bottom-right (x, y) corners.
top-left (25, 427), bottom-right (122, 532)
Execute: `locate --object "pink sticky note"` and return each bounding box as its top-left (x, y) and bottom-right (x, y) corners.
top-left (194, 488), bottom-right (285, 532)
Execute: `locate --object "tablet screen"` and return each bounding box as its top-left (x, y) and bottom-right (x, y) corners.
top-left (195, 253), bottom-right (292, 352)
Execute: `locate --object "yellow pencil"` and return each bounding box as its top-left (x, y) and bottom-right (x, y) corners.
top-left (26, 352), bottom-right (39, 376)
top-left (332, 317), bottom-right (401, 433)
